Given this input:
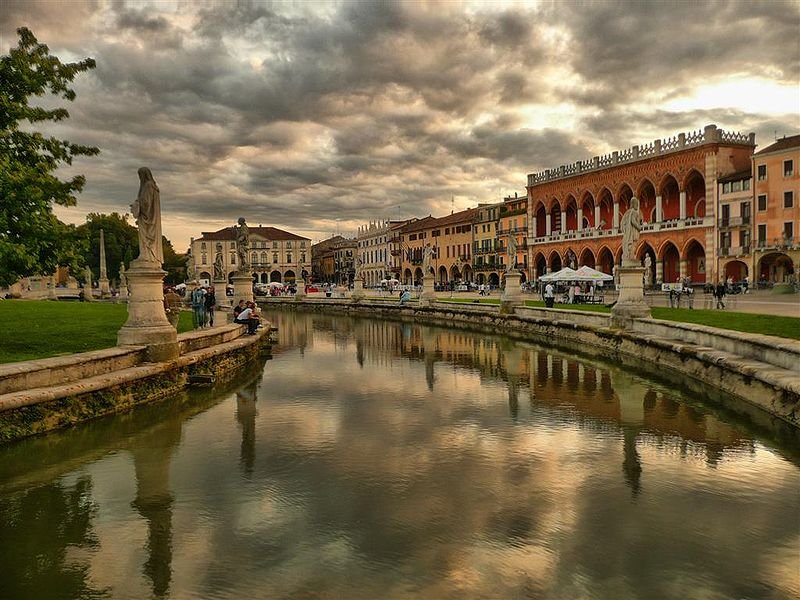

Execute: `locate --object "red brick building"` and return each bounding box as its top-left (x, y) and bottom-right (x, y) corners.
top-left (526, 124), bottom-right (755, 287)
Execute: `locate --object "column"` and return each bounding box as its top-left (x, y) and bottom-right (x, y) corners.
top-left (545, 213), bottom-right (552, 236)
top-left (679, 191), bottom-right (687, 220)
top-left (655, 195), bottom-right (663, 222)
top-left (613, 202), bottom-right (620, 229)
top-left (560, 211), bottom-right (567, 234)
top-left (577, 208), bottom-right (584, 230)
top-left (655, 259), bottom-right (663, 285)
top-left (532, 216), bottom-right (537, 238)
top-left (594, 205), bottom-right (601, 229)
top-left (679, 259), bottom-right (688, 280)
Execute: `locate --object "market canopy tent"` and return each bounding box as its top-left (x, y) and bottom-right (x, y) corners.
top-left (574, 265), bottom-right (613, 282)
top-left (538, 267), bottom-right (578, 282)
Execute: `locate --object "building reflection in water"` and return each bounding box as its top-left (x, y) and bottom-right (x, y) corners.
top-left (317, 314), bottom-right (756, 495)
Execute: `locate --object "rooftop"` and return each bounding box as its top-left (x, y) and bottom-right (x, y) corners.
top-left (754, 134), bottom-right (800, 156)
top-left (198, 226), bottom-right (309, 242)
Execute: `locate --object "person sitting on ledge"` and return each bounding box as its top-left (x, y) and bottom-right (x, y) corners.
top-left (234, 301), bottom-right (259, 334)
top-left (233, 299), bottom-right (246, 319)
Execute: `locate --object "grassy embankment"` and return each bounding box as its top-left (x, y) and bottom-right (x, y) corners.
top-left (0, 301), bottom-right (193, 364)
top-left (440, 297), bottom-right (800, 340)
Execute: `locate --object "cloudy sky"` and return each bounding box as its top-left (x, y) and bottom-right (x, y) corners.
top-left (3, 0), bottom-right (799, 250)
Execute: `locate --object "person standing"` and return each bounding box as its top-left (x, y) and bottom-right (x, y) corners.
top-left (714, 280), bottom-right (726, 309)
top-left (191, 285), bottom-right (207, 328)
top-left (205, 286), bottom-right (216, 327)
top-left (544, 282), bottom-right (555, 308)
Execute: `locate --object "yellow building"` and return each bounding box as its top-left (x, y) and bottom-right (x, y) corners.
top-left (752, 134), bottom-right (800, 284)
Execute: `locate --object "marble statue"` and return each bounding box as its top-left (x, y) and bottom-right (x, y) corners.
top-left (354, 256), bottom-right (363, 281)
top-left (620, 196), bottom-right (643, 265)
top-left (422, 244), bottom-right (434, 275)
top-left (213, 244), bottom-right (225, 280)
top-left (506, 235), bottom-right (517, 273)
top-left (568, 249), bottom-right (577, 270)
top-left (644, 255), bottom-right (652, 284)
top-left (131, 167), bottom-right (163, 264)
top-left (185, 251), bottom-right (195, 281)
top-left (236, 217), bottom-right (250, 271)
top-left (119, 263), bottom-right (127, 286)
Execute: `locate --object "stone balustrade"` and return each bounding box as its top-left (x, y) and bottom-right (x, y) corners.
top-left (527, 125), bottom-right (756, 187)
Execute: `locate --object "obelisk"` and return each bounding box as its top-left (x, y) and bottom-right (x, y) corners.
top-left (98, 228), bottom-right (111, 298)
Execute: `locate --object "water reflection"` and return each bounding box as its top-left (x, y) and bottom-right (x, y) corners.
top-left (0, 313), bottom-right (798, 600)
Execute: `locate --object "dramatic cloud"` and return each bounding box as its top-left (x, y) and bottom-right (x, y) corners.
top-left (2, 0), bottom-right (797, 249)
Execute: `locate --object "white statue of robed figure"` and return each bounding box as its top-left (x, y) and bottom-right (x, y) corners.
top-left (422, 244), bottom-right (434, 276)
top-left (131, 167), bottom-right (163, 264)
top-left (620, 196), bottom-right (643, 266)
top-left (506, 235), bottom-right (517, 273)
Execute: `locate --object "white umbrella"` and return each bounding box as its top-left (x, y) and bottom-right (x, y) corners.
top-left (268, 282), bottom-right (284, 288)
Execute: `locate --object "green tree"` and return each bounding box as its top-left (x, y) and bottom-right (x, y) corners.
top-left (162, 238), bottom-right (187, 285)
top-left (77, 213), bottom-right (139, 284)
top-left (0, 27), bottom-right (99, 287)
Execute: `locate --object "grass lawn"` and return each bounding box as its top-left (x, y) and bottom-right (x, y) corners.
top-left (0, 300), bottom-right (193, 364)
top-left (650, 307), bottom-right (800, 340)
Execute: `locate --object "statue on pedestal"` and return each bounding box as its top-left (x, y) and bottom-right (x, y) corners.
top-left (620, 196), bottom-right (643, 265)
top-left (236, 217), bottom-right (250, 272)
top-left (119, 263), bottom-right (127, 286)
top-left (506, 235), bottom-right (517, 273)
top-left (131, 167), bottom-right (163, 264)
top-left (422, 244), bottom-right (434, 276)
top-left (213, 244), bottom-right (225, 280)
top-left (644, 255), bottom-right (652, 285)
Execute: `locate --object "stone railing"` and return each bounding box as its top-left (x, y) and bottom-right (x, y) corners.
top-left (527, 125), bottom-right (756, 187)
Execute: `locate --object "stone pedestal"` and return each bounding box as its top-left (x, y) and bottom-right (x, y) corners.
top-left (99, 277), bottom-right (111, 299)
top-left (295, 280), bottom-right (307, 301)
top-left (611, 265), bottom-right (651, 329)
top-left (351, 279), bottom-right (365, 302)
top-left (500, 271), bottom-right (523, 314)
top-left (231, 272), bottom-right (254, 305)
top-left (419, 276), bottom-right (436, 306)
top-left (119, 283), bottom-right (129, 301)
top-left (117, 258), bottom-right (179, 362)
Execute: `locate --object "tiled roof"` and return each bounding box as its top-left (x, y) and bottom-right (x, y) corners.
top-left (717, 168), bottom-right (752, 183)
top-left (198, 226), bottom-right (309, 242)
top-left (400, 209), bottom-right (477, 233)
top-left (754, 134), bottom-right (800, 155)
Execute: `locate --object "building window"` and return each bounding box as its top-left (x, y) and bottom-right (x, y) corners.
top-left (732, 180), bottom-right (742, 192)
top-left (722, 182), bottom-right (731, 194)
top-left (743, 179), bottom-right (750, 191)
top-left (287, 253), bottom-right (292, 263)
top-left (201, 242), bottom-right (206, 249)
top-left (273, 253), bottom-right (278, 263)
top-left (301, 253), bottom-right (306, 263)
top-left (287, 241), bottom-right (292, 249)
top-left (784, 160), bottom-right (794, 177)
top-left (757, 164), bottom-right (767, 181)
top-left (300, 241), bottom-right (306, 248)
top-left (273, 241), bottom-right (278, 249)
top-left (784, 191), bottom-right (794, 208)
top-left (261, 252), bottom-right (267, 264)
top-left (784, 222), bottom-right (794, 241)
top-left (251, 252), bottom-right (258, 265)
top-left (230, 242), bottom-right (235, 249)
top-left (757, 224), bottom-right (767, 244)
top-left (230, 253), bottom-right (236, 264)
top-left (757, 194), bottom-right (767, 211)
top-left (201, 254), bottom-right (207, 264)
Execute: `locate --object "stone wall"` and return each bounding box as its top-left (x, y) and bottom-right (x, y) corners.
top-left (0, 324), bottom-right (270, 443)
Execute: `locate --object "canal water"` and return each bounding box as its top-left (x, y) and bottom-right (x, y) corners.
top-left (1, 311), bottom-right (798, 600)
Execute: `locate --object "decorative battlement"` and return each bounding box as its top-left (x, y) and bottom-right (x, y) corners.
top-left (527, 124), bottom-right (755, 187)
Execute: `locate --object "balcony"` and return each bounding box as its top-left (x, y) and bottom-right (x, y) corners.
top-left (473, 263), bottom-right (499, 272)
top-left (717, 246), bottom-right (751, 257)
top-left (718, 216), bottom-right (751, 228)
top-left (756, 237), bottom-right (796, 250)
top-left (529, 217), bottom-right (713, 245)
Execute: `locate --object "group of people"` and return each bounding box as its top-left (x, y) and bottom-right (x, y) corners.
top-left (190, 285), bottom-right (217, 328)
top-left (233, 299), bottom-right (261, 334)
